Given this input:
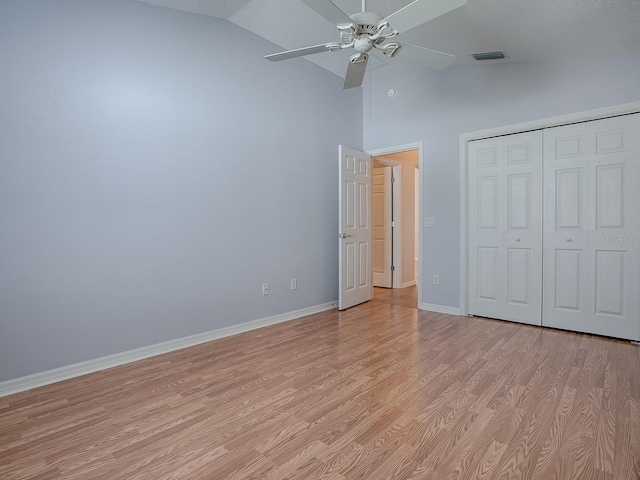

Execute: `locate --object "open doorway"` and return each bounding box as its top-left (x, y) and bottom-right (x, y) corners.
top-left (369, 144), bottom-right (422, 308)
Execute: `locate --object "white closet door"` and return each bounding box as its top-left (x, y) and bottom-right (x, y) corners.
top-left (542, 123), bottom-right (591, 332)
top-left (588, 115), bottom-right (640, 340)
top-left (469, 137), bottom-right (502, 320)
top-left (543, 114), bottom-right (640, 341)
top-left (469, 131), bottom-right (543, 325)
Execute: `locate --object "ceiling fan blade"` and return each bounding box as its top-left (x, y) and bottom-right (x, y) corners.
top-left (265, 43), bottom-right (334, 62)
top-left (343, 54), bottom-right (369, 89)
top-left (382, 0), bottom-right (467, 34)
top-left (393, 43), bottom-right (455, 70)
top-left (299, 0), bottom-right (354, 27)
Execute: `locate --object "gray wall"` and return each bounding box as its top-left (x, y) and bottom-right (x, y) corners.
top-left (364, 56), bottom-right (640, 308)
top-left (0, 0), bottom-right (362, 382)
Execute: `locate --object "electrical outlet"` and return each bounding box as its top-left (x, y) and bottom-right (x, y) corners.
top-left (433, 274), bottom-right (440, 285)
top-left (262, 283), bottom-right (269, 295)
top-left (291, 278), bottom-right (297, 290)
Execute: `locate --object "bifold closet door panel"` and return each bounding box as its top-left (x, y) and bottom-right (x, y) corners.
top-left (543, 113), bottom-right (640, 341)
top-left (468, 131), bottom-right (543, 326)
top-left (542, 123), bottom-right (591, 333)
top-left (587, 114), bottom-right (640, 341)
top-left (469, 137), bottom-right (502, 320)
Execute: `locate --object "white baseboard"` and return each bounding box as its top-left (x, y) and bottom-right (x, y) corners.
top-left (0, 301), bottom-right (338, 399)
top-left (419, 303), bottom-right (461, 316)
top-left (400, 280), bottom-right (416, 288)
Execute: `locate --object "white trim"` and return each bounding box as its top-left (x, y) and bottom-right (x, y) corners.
top-left (367, 142), bottom-right (424, 308)
top-left (460, 133), bottom-right (470, 316)
top-left (461, 101), bottom-right (640, 144)
top-left (401, 280), bottom-right (416, 288)
top-left (0, 301), bottom-right (337, 398)
top-left (420, 303), bottom-right (460, 316)
top-left (459, 101), bottom-right (640, 316)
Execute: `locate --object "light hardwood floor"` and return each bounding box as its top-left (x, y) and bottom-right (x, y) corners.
top-left (1, 293), bottom-right (639, 479)
top-left (373, 286), bottom-right (418, 309)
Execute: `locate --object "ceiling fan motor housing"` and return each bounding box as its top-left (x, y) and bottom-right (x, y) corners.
top-left (343, 11), bottom-right (396, 50)
top-left (349, 11), bottom-right (384, 35)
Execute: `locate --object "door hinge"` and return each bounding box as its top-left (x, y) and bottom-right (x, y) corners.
top-left (391, 176), bottom-right (396, 183)
top-left (391, 221), bottom-right (396, 228)
top-left (391, 265), bottom-right (396, 272)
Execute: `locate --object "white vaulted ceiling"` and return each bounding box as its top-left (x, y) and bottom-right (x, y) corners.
top-left (134, 0), bottom-right (640, 83)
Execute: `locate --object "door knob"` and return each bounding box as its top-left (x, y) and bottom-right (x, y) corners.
top-left (515, 237), bottom-right (521, 242)
top-left (566, 237), bottom-right (572, 242)
top-left (339, 233), bottom-right (353, 239)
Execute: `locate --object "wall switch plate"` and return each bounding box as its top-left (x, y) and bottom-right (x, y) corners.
top-left (262, 283), bottom-right (269, 295)
top-left (291, 278), bottom-right (297, 290)
top-left (433, 274), bottom-right (440, 285)
top-left (425, 217), bottom-right (435, 227)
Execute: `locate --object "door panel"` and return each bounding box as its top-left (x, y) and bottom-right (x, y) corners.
top-left (477, 246), bottom-right (499, 301)
top-left (508, 173), bottom-right (530, 230)
top-left (594, 250), bottom-right (624, 316)
top-left (554, 249), bottom-right (582, 311)
top-left (339, 146), bottom-right (372, 310)
top-left (543, 123), bottom-right (590, 332)
top-left (555, 168), bottom-right (583, 230)
top-left (502, 133), bottom-right (543, 325)
top-left (477, 176), bottom-right (499, 229)
top-left (372, 166), bottom-right (392, 287)
top-left (468, 131), bottom-right (542, 325)
top-left (588, 114), bottom-right (640, 340)
top-left (595, 164), bottom-right (624, 229)
top-left (543, 113), bottom-right (640, 341)
top-left (469, 138), bottom-right (502, 320)
top-left (506, 248), bottom-right (530, 305)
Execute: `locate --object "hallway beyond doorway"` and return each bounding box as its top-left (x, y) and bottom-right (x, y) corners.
top-left (373, 285), bottom-right (417, 309)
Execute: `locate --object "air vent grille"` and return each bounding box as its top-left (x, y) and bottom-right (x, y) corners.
top-left (471, 51), bottom-right (506, 61)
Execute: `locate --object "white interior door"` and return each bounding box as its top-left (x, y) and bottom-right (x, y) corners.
top-left (468, 131), bottom-right (543, 326)
top-left (543, 114), bottom-right (640, 340)
top-left (372, 166), bottom-right (392, 287)
top-left (339, 145), bottom-right (372, 310)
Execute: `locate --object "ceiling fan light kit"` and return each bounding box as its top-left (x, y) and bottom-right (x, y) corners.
top-left (265, 0), bottom-right (468, 89)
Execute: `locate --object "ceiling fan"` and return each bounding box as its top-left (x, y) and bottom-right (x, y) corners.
top-left (265, 0), bottom-right (467, 89)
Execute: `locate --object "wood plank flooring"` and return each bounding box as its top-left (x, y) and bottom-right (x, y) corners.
top-left (1, 289), bottom-right (639, 479)
top-left (373, 286), bottom-right (418, 309)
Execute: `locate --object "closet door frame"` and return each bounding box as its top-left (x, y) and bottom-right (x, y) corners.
top-left (460, 101), bottom-right (640, 317)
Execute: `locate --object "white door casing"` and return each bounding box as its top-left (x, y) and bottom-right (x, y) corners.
top-left (373, 166), bottom-right (393, 288)
top-left (543, 114), bottom-right (640, 340)
top-left (468, 131), bottom-right (543, 326)
top-left (368, 143), bottom-right (423, 303)
top-left (339, 145), bottom-right (373, 310)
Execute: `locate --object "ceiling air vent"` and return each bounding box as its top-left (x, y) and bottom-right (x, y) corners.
top-left (471, 51), bottom-right (506, 61)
